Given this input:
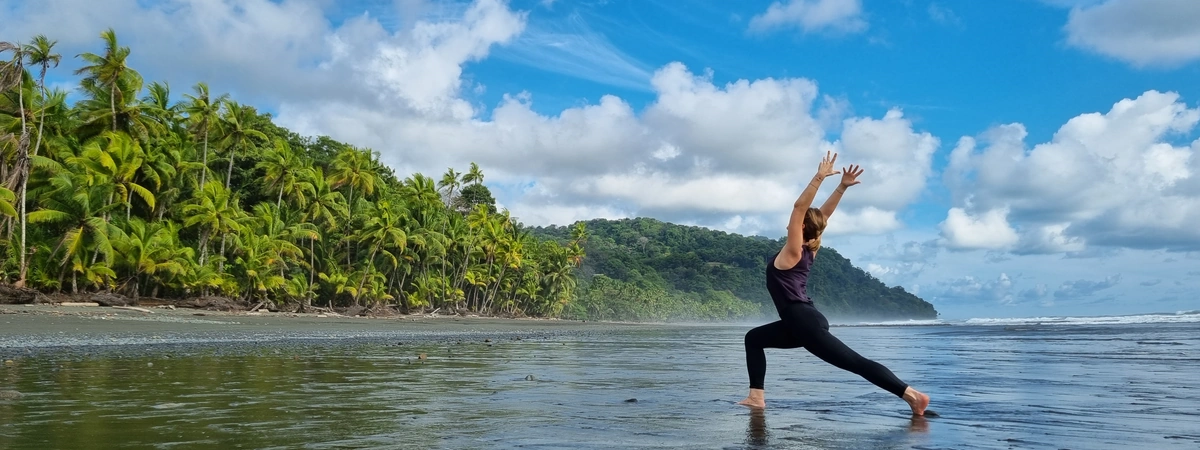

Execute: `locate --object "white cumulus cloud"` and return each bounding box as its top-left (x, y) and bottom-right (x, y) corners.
top-left (942, 90), bottom-right (1200, 253)
top-left (939, 208), bottom-right (1020, 250)
top-left (1063, 0), bottom-right (1200, 67)
top-left (748, 0), bottom-right (867, 35)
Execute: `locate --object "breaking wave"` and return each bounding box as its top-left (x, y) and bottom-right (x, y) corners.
top-left (962, 310), bottom-right (1200, 326)
top-left (845, 310), bottom-right (1200, 327)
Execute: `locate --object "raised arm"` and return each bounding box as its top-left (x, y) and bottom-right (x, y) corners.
top-left (819, 164), bottom-right (863, 219)
top-left (778, 151), bottom-right (840, 268)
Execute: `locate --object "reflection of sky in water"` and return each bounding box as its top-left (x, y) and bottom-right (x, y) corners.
top-left (0, 323), bottom-right (1197, 449)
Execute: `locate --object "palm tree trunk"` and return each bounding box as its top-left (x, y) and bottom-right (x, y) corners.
top-left (14, 72), bottom-right (29, 287)
top-left (18, 69), bottom-right (52, 286)
top-left (397, 270), bottom-right (409, 309)
top-left (218, 234), bottom-right (227, 272)
top-left (16, 179), bottom-right (27, 287)
top-left (33, 74), bottom-right (47, 157)
top-left (345, 186), bottom-right (354, 269)
top-left (354, 244), bottom-right (382, 306)
top-left (110, 83), bottom-right (117, 132)
top-left (387, 269), bottom-right (398, 306)
top-left (485, 264), bottom-right (507, 314)
top-left (419, 264), bottom-right (429, 307)
top-left (507, 280), bottom-right (519, 314)
top-left (198, 230), bottom-right (210, 267)
top-left (479, 254), bottom-right (494, 311)
top-left (455, 245), bottom-right (472, 302)
top-left (307, 237), bottom-right (315, 301)
top-left (199, 127), bottom-right (209, 188)
top-left (225, 143), bottom-right (236, 190)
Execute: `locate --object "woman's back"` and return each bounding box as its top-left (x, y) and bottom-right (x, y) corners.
top-left (766, 247), bottom-right (814, 306)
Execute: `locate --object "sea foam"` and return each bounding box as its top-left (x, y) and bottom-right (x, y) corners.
top-left (848, 310), bottom-right (1200, 327)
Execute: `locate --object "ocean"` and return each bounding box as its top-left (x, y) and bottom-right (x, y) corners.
top-left (1, 307), bottom-right (1198, 449)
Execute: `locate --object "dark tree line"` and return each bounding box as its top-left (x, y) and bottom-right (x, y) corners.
top-left (534, 217), bottom-right (938, 321)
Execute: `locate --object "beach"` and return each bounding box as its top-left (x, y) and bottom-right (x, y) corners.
top-left (2, 305), bottom-right (1198, 449)
top-left (0, 303), bottom-right (637, 349)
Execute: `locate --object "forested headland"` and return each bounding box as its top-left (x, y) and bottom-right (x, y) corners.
top-left (534, 218), bottom-right (938, 322)
top-left (0, 30), bottom-right (937, 322)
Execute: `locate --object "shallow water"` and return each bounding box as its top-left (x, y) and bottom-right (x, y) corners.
top-left (2, 316), bottom-right (1199, 449)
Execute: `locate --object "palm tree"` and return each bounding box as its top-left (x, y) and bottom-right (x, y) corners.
top-left (236, 205), bottom-right (304, 303)
top-left (215, 100), bottom-right (267, 190)
top-left (142, 81), bottom-right (181, 134)
top-left (27, 172), bottom-right (122, 292)
top-left (182, 82), bottom-right (227, 189)
top-left (75, 28), bottom-right (135, 133)
top-left (302, 168), bottom-right (345, 289)
top-left (354, 198), bottom-right (407, 306)
top-left (116, 217), bottom-right (190, 299)
top-left (210, 100), bottom-right (265, 270)
top-left (1, 39), bottom-right (32, 286)
top-left (181, 181), bottom-right (242, 269)
top-left (438, 167), bottom-right (460, 206)
top-left (71, 131), bottom-right (154, 220)
top-left (18, 36), bottom-right (60, 287)
top-left (140, 133), bottom-right (190, 220)
top-left (74, 79), bottom-right (163, 144)
top-left (27, 87), bottom-right (69, 157)
top-left (462, 161), bottom-right (484, 186)
top-left (328, 147), bottom-right (379, 267)
top-left (304, 167), bottom-right (347, 233)
top-left (568, 222), bottom-right (588, 267)
top-left (257, 138), bottom-right (308, 212)
top-left (328, 147), bottom-right (379, 209)
top-left (404, 174), bottom-right (450, 304)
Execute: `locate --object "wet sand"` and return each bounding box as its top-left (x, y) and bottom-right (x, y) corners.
top-left (3, 305), bottom-right (1198, 449)
top-left (0, 304), bottom-right (650, 356)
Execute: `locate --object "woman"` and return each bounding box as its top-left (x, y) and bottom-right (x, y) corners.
top-left (737, 151), bottom-right (930, 416)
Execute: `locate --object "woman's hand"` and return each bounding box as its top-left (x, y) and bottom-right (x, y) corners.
top-left (816, 151), bottom-right (840, 180)
top-left (839, 164), bottom-right (864, 188)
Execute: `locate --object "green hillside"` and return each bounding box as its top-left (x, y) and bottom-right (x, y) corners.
top-left (532, 217), bottom-right (938, 322)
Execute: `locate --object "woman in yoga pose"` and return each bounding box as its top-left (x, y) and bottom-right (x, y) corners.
top-left (737, 151), bottom-right (930, 416)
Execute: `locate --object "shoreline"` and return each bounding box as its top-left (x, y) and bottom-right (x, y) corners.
top-left (0, 284), bottom-right (607, 324)
top-left (0, 303), bottom-right (665, 359)
top-left (0, 285), bottom-right (725, 327)
top-left (0, 302), bottom-right (641, 330)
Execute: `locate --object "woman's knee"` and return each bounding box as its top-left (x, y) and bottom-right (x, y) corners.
top-left (744, 325), bottom-right (773, 349)
top-left (744, 328), bottom-right (761, 348)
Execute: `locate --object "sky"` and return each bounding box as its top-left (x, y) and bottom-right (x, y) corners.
top-left (3, 0), bottom-right (1200, 320)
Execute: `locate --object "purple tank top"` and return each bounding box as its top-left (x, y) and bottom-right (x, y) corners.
top-left (766, 247), bottom-right (814, 303)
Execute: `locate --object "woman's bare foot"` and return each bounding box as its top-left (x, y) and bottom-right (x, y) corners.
top-left (902, 387), bottom-right (930, 416)
top-left (737, 388), bottom-right (766, 409)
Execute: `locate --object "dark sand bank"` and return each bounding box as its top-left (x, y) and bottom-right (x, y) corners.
top-left (0, 303), bottom-right (653, 359)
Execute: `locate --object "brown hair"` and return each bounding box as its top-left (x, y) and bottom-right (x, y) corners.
top-left (802, 207), bottom-right (827, 252)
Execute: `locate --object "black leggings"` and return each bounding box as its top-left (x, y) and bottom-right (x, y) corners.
top-left (744, 301), bottom-right (908, 397)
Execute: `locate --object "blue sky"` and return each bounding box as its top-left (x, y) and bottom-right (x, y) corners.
top-left (4, 0), bottom-right (1200, 319)
top-left (466, 0), bottom-right (1200, 229)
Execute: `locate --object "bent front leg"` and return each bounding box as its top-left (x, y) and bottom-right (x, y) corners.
top-left (744, 320), bottom-right (803, 390)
